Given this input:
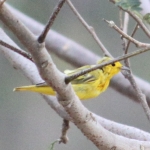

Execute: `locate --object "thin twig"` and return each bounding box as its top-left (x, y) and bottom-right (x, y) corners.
top-left (125, 24), bottom-right (139, 54)
top-left (66, 0), bottom-right (111, 57)
top-left (121, 12), bottom-right (129, 51)
top-left (65, 46), bottom-right (150, 84)
top-left (105, 12), bottom-right (150, 121)
top-left (127, 71), bottom-right (150, 121)
top-left (122, 21), bottom-right (150, 121)
top-left (0, 39), bottom-right (33, 62)
top-left (123, 12), bottom-right (129, 34)
top-left (119, 9), bottom-right (123, 30)
top-left (59, 119), bottom-right (69, 144)
top-left (109, 0), bottom-right (150, 38)
top-left (103, 19), bottom-right (149, 48)
top-left (126, 10), bottom-right (150, 39)
top-left (38, 0), bottom-right (66, 43)
top-left (124, 58), bottom-right (150, 121)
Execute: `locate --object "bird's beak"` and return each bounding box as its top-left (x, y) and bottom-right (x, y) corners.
top-left (121, 66), bottom-right (130, 71)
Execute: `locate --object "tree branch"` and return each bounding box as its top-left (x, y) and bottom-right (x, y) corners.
top-left (0, 39), bottom-right (33, 61)
top-left (1, 2), bottom-right (150, 149)
top-left (125, 24), bottom-right (139, 54)
top-left (66, 0), bottom-right (111, 56)
top-left (0, 28), bottom-right (150, 148)
top-left (3, 3), bottom-right (150, 106)
top-left (2, 28), bottom-right (149, 141)
top-left (104, 19), bottom-right (150, 48)
top-left (2, 27), bottom-right (150, 141)
top-left (118, 14), bottom-right (150, 121)
top-left (65, 47), bottom-right (150, 84)
top-left (109, 0), bottom-right (150, 38)
top-left (38, 0), bottom-right (66, 43)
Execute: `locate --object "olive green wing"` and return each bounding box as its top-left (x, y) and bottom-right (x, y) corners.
top-left (36, 65), bottom-right (101, 86)
top-left (97, 56), bottom-right (112, 64)
top-left (36, 82), bottom-right (48, 87)
top-left (64, 65), bottom-right (99, 84)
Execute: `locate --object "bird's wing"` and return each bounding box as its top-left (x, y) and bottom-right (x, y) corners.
top-left (36, 65), bottom-right (100, 86)
top-left (64, 65), bottom-right (99, 84)
top-left (36, 82), bottom-right (48, 87)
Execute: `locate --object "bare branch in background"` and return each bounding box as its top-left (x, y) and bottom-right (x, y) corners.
top-left (126, 70), bottom-right (150, 121)
top-left (109, 0), bottom-right (150, 38)
top-left (125, 10), bottom-right (150, 38)
top-left (123, 12), bottom-right (129, 34)
top-left (122, 12), bottom-right (129, 51)
top-left (121, 17), bottom-right (150, 121)
top-left (104, 19), bottom-right (149, 47)
top-left (66, 0), bottom-right (111, 57)
top-left (125, 24), bottom-right (139, 54)
top-left (119, 9), bottom-right (123, 30)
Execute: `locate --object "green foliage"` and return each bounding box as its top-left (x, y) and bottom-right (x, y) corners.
top-left (143, 13), bottom-right (150, 25)
top-left (49, 140), bottom-right (59, 150)
top-left (116, 0), bottom-right (142, 12)
top-left (116, 0), bottom-right (150, 30)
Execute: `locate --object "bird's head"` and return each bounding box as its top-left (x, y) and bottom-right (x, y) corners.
top-left (97, 57), bottom-right (123, 78)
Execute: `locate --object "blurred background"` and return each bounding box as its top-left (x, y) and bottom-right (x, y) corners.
top-left (0, 0), bottom-right (150, 150)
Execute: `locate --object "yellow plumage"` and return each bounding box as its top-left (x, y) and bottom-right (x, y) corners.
top-left (14, 57), bottom-right (122, 100)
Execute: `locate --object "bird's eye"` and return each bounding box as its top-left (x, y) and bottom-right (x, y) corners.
top-left (112, 63), bottom-right (115, 66)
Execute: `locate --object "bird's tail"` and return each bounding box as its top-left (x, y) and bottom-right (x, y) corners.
top-left (13, 85), bottom-right (55, 95)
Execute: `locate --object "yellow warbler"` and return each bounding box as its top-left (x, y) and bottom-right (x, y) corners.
top-left (14, 57), bottom-right (122, 100)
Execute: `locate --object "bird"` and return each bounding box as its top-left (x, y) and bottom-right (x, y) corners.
top-left (14, 57), bottom-right (123, 100)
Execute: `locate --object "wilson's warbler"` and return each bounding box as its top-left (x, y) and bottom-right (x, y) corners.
top-left (14, 57), bottom-right (123, 100)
